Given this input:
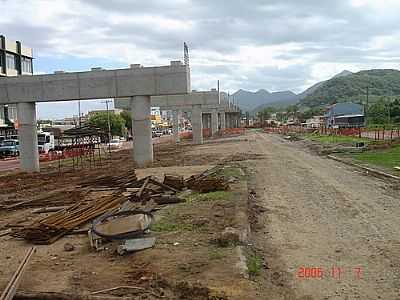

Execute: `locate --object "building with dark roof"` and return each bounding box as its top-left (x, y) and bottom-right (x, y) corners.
top-left (325, 102), bottom-right (365, 128)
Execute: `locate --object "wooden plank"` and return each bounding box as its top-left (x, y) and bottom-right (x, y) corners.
top-left (0, 247), bottom-right (36, 300)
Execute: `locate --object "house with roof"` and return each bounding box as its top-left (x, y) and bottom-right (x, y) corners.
top-left (324, 103), bottom-right (365, 128)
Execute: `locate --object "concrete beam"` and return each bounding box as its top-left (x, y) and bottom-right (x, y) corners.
top-left (114, 90), bottom-right (239, 113)
top-left (131, 96), bottom-right (153, 167)
top-left (0, 63), bottom-right (190, 104)
top-left (17, 102), bottom-right (39, 172)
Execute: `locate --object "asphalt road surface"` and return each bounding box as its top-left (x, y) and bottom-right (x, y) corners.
top-left (246, 132), bottom-right (400, 299)
top-left (0, 158), bottom-right (19, 172)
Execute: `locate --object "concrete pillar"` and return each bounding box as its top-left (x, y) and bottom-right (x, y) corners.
top-left (192, 105), bottom-right (203, 144)
top-left (17, 102), bottom-right (39, 172)
top-left (211, 109), bottom-right (218, 136)
top-left (172, 109), bottom-right (180, 143)
top-left (220, 112), bottom-right (226, 131)
top-left (226, 113), bottom-right (231, 128)
top-left (202, 113), bottom-right (209, 129)
top-left (131, 95), bottom-right (153, 167)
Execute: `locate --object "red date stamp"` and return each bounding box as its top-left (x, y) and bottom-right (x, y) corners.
top-left (297, 266), bottom-right (363, 280)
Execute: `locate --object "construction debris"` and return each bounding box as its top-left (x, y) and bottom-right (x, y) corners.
top-left (91, 210), bottom-right (153, 241)
top-left (117, 237), bottom-right (156, 255)
top-left (163, 174), bottom-right (185, 190)
top-left (0, 190), bottom-right (84, 211)
top-left (184, 165), bottom-right (229, 193)
top-left (80, 171), bottom-right (138, 190)
top-left (188, 177), bottom-right (228, 193)
top-left (12, 194), bottom-right (127, 244)
top-left (0, 247), bottom-right (36, 300)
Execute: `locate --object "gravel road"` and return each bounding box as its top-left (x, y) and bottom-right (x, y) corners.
top-left (246, 132), bottom-right (400, 299)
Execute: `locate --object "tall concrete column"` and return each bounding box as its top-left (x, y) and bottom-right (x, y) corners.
top-left (220, 112), bottom-right (226, 131)
top-left (211, 109), bottom-right (218, 136)
top-left (226, 113), bottom-right (231, 128)
top-left (131, 96), bottom-right (153, 167)
top-left (17, 102), bottom-right (39, 172)
top-left (172, 109), bottom-right (180, 143)
top-left (192, 105), bottom-right (203, 144)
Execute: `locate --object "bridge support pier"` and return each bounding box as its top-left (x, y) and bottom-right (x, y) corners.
top-left (131, 96), bottom-right (153, 167)
top-left (17, 102), bottom-right (40, 172)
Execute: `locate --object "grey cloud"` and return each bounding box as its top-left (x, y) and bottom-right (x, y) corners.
top-left (2, 0), bottom-right (400, 95)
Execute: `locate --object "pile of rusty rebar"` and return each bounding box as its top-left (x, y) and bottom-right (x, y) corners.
top-left (185, 166), bottom-right (229, 193)
top-left (12, 194), bottom-right (128, 244)
top-left (1, 190), bottom-right (84, 210)
top-left (80, 172), bottom-right (138, 189)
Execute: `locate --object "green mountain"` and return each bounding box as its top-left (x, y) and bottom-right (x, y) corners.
top-left (300, 69), bottom-right (400, 108)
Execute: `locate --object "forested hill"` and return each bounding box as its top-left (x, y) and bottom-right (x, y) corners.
top-left (300, 69), bottom-right (400, 108)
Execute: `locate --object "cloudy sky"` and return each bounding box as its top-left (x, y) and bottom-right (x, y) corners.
top-left (2, 0), bottom-right (400, 118)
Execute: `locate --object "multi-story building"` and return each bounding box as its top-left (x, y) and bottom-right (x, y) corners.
top-left (0, 35), bottom-right (33, 133)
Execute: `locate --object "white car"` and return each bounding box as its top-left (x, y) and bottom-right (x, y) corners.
top-left (108, 139), bottom-right (122, 150)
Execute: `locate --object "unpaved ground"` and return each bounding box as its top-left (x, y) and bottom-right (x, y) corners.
top-left (2, 131), bottom-right (400, 299)
top-left (0, 136), bottom-right (259, 299)
top-left (246, 131), bottom-right (400, 299)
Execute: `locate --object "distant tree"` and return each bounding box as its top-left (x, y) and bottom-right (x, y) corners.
top-left (120, 110), bottom-right (132, 135)
top-left (88, 112), bottom-right (126, 137)
top-left (257, 107), bottom-right (276, 126)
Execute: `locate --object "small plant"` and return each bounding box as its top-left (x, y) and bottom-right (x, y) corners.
top-left (185, 191), bottom-right (232, 203)
top-left (246, 252), bottom-right (263, 277)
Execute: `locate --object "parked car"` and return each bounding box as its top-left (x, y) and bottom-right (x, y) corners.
top-left (0, 139), bottom-right (19, 157)
top-left (108, 139), bottom-right (122, 150)
top-left (152, 130), bottom-right (162, 138)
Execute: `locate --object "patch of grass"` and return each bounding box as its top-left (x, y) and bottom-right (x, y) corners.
top-left (151, 219), bottom-right (200, 232)
top-left (246, 252), bottom-right (263, 277)
top-left (208, 247), bottom-right (227, 260)
top-left (217, 166), bottom-right (246, 180)
top-left (304, 133), bottom-right (370, 145)
top-left (352, 144), bottom-right (400, 171)
top-left (185, 191), bottom-right (232, 203)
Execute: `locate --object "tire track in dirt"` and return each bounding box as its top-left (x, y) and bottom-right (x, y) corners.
top-left (246, 132), bottom-right (400, 299)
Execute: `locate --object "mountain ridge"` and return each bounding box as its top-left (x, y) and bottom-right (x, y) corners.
top-left (233, 70), bottom-right (353, 113)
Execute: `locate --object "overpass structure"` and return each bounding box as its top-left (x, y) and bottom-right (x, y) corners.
top-left (0, 62), bottom-right (191, 172)
top-left (115, 90), bottom-right (241, 145)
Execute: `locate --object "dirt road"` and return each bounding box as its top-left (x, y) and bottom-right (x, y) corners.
top-left (246, 132), bottom-right (400, 299)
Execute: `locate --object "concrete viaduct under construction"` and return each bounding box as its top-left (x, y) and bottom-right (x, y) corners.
top-left (0, 61), bottom-right (240, 173)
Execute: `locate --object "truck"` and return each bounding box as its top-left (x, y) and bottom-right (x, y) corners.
top-left (37, 132), bottom-right (55, 154)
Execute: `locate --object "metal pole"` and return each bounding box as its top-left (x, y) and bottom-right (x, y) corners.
top-left (78, 100), bottom-right (81, 127)
top-left (106, 101), bottom-right (111, 154)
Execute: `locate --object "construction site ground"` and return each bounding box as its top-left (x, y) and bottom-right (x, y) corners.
top-left (1, 130), bottom-right (400, 299)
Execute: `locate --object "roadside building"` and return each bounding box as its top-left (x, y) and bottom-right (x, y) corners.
top-left (325, 103), bottom-right (365, 128)
top-left (0, 35), bottom-right (33, 135)
top-left (302, 115), bottom-right (324, 128)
